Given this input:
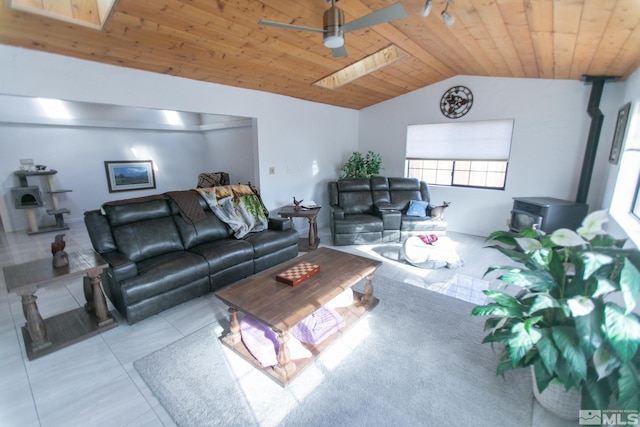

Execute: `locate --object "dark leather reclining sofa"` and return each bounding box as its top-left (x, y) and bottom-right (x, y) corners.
top-left (84, 191), bottom-right (298, 324)
top-left (328, 177), bottom-right (447, 245)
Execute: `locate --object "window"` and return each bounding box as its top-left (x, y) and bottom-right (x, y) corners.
top-left (405, 119), bottom-right (514, 189)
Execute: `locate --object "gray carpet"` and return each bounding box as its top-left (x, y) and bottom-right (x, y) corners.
top-left (134, 276), bottom-right (533, 426)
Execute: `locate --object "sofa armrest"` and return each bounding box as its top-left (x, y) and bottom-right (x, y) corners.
top-left (100, 250), bottom-right (138, 282)
top-left (330, 205), bottom-right (345, 220)
top-left (373, 206), bottom-right (402, 230)
top-left (374, 202), bottom-right (395, 211)
top-left (84, 209), bottom-right (117, 253)
top-left (268, 217), bottom-right (292, 231)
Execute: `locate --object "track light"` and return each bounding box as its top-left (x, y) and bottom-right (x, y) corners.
top-left (421, 0), bottom-right (432, 17)
top-left (441, 0), bottom-right (455, 26)
top-left (441, 9), bottom-right (455, 26)
top-left (422, 0), bottom-right (455, 26)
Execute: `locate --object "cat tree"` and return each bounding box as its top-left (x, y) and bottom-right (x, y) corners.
top-left (12, 169), bottom-right (71, 235)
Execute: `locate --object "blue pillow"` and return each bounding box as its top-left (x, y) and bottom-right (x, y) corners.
top-left (406, 200), bottom-right (429, 217)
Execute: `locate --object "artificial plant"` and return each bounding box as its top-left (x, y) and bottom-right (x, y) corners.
top-left (340, 150), bottom-right (382, 178)
top-left (471, 210), bottom-right (640, 410)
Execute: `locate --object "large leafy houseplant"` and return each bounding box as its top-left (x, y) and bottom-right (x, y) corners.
top-left (471, 210), bottom-right (640, 411)
top-left (340, 150), bottom-right (382, 178)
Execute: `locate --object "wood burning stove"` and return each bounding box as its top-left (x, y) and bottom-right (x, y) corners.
top-left (510, 197), bottom-right (589, 234)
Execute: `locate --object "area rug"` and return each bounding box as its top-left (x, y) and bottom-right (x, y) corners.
top-left (134, 276), bottom-right (533, 427)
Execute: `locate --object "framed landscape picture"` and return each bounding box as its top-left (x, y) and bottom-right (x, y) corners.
top-left (609, 102), bottom-right (631, 164)
top-left (104, 160), bottom-right (156, 192)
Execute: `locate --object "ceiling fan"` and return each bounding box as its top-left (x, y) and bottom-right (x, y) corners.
top-left (258, 0), bottom-right (408, 58)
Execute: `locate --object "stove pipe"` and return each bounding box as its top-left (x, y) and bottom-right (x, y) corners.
top-left (576, 75), bottom-right (619, 204)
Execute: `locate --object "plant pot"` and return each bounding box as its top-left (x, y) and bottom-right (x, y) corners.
top-left (531, 367), bottom-right (581, 420)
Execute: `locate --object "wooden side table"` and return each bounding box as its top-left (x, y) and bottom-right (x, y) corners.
top-left (277, 205), bottom-right (321, 251)
top-left (3, 248), bottom-right (117, 360)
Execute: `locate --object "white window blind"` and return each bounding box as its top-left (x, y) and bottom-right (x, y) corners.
top-left (406, 119), bottom-right (514, 160)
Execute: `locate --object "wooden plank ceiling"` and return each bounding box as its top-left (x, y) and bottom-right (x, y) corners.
top-left (1, 0), bottom-right (639, 110)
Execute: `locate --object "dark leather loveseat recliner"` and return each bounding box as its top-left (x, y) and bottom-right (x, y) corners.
top-left (84, 190), bottom-right (298, 324)
top-left (328, 177), bottom-right (447, 246)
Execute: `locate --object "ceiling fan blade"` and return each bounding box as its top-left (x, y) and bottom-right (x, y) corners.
top-left (331, 46), bottom-right (348, 58)
top-left (258, 19), bottom-right (325, 34)
top-left (342, 2), bottom-right (408, 34)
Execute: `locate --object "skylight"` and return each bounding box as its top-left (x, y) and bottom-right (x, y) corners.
top-left (9, 0), bottom-right (116, 30)
top-left (313, 45), bottom-right (408, 90)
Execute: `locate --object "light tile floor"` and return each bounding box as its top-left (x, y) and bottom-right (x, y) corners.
top-left (0, 222), bottom-right (577, 426)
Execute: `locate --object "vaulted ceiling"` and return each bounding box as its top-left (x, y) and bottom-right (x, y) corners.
top-left (1, 1), bottom-right (639, 110)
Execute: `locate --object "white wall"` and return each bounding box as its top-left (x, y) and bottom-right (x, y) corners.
top-left (202, 125), bottom-right (255, 185)
top-left (359, 75), bottom-right (628, 236)
top-left (602, 67), bottom-right (640, 210)
top-left (0, 45), bottom-right (359, 232)
top-left (0, 124), bottom-right (207, 232)
top-left (601, 67), bottom-right (640, 244)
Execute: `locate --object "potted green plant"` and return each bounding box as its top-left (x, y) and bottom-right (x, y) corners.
top-left (340, 150), bottom-right (382, 178)
top-left (471, 210), bottom-right (640, 418)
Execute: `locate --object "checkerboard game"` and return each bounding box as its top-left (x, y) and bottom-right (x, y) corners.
top-left (275, 262), bottom-right (320, 286)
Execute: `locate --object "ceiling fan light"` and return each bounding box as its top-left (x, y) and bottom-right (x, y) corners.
top-left (324, 35), bottom-right (344, 48)
top-left (441, 10), bottom-right (455, 26)
top-left (421, 0), bottom-right (432, 17)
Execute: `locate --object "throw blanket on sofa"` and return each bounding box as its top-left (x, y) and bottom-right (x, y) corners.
top-left (196, 184), bottom-right (268, 238)
top-left (165, 190), bottom-right (207, 224)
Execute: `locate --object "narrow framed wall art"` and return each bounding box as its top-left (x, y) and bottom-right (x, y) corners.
top-left (104, 160), bottom-right (156, 192)
top-left (609, 102), bottom-right (631, 165)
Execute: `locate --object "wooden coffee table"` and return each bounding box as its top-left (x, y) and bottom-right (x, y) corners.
top-left (215, 247), bottom-right (382, 386)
